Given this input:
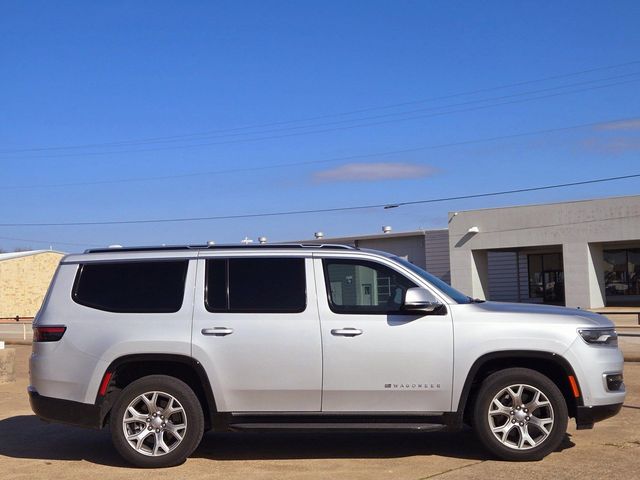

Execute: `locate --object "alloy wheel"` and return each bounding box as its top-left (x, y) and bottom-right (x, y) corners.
top-left (122, 390), bottom-right (188, 457)
top-left (487, 383), bottom-right (554, 450)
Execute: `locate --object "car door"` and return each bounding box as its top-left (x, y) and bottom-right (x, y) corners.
top-left (314, 254), bottom-right (454, 412)
top-left (192, 253), bottom-right (322, 412)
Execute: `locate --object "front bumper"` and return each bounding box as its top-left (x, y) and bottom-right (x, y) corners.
top-left (28, 386), bottom-right (103, 429)
top-left (575, 403), bottom-right (623, 430)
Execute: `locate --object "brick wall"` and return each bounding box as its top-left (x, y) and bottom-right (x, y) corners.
top-left (0, 252), bottom-right (64, 318)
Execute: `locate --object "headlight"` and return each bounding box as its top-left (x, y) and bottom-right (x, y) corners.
top-left (578, 328), bottom-right (618, 346)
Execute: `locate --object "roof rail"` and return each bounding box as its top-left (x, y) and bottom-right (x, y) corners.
top-left (84, 243), bottom-right (357, 254)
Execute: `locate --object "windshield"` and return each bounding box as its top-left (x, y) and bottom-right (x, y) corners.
top-left (392, 256), bottom-right (472, 304)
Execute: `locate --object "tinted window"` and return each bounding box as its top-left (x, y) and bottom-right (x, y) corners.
top-left (73, 261), bottom-right (188, 313)
top-left (527, 253), bottom-right (564, 304)
top-left (324, 259), bottom-right (417, 314)
top-left (604, 248), bottom-right (640, 302)
top-left (205, 258), bottom-right (306, 313)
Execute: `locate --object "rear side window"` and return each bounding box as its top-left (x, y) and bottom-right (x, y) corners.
top-left (205, 257), bottom-right (306, 313)
top-left (73, 261), bottom-right (189, 313)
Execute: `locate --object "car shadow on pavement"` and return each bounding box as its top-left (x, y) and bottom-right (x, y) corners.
top-left (0, 415), bottom-right (128, 467)
top-left (195, 429), bottom-right (575, 462)
top-left (0, 415), bottom-right (575, 466)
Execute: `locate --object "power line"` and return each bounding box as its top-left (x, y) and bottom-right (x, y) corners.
top-left (2, 115), bottom-right (636, 190)
top-left (68, 72), bottom-right (640, 145)
top-left (1, 173), bottom-right (638, 227)
top-left (2, 61), bottom-right (639, 155)
top-left (3, 76), bottom-right (639, 160)
top-left (2, 59), bottom-right (638, 153)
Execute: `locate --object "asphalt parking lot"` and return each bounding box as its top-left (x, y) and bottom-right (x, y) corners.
top-left (1, 345), bottom-right (638, 480)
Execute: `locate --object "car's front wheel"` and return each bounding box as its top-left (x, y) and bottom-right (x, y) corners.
top-left (472, 367), bottom-right (568, 461)
top-left (109, 375), bottom-right (204, 468)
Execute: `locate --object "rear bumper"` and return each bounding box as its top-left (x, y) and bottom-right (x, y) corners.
top-left (575, 402), bottom-right (623, 430)
top-left (28, 386), bottom-right (103, 429)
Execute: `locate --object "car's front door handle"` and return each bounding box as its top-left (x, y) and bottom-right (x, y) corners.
top-left (201, 327), bottom-right (234, 336)
top-left (331, 328), bottom-right (363, 337)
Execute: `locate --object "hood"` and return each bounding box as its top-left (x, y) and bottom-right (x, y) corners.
top-left (467, 301), bottom-right (613, 327)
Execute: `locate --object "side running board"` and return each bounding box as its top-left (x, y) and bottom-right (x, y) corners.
top-left (227, 422), bottom-right (446, 432)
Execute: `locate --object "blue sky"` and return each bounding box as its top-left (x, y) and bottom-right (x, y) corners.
top-left (1, 1), bottom-right (640, 251)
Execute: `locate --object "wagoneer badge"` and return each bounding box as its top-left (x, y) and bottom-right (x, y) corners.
top-left (384, 383), bottom-right (441, 390)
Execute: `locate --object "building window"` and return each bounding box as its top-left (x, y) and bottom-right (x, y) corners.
top-left (527, 253), bottom-right (564, 304)
top-left (604, 249), bottom-right (640, 299)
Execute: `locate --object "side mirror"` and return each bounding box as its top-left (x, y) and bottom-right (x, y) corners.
top-left (403, 287), bottom-right (442, 312)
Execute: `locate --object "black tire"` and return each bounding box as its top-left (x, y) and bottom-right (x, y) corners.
top-left (472, 367), bottom-right (568, 461)
top-left (109, 375), bottom-right (204, 468)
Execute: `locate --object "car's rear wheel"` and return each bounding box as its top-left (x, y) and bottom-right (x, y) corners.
top-left (109, 375), bottom-right (204, 468)
top-left (472, 367), bottom-right (568, 461)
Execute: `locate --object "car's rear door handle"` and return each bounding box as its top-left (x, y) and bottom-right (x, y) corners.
top-left (331, 328), bottom-right (363, 337)
top-left (201, 327), bottom-right (234, 336)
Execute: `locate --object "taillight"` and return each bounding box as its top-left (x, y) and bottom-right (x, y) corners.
top-left (33, 326), bottom-right (66, 342)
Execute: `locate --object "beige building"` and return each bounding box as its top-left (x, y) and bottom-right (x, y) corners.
top-left (0, 250), bottom-right (65, 318)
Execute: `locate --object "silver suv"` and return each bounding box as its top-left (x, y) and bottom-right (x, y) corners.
top-left (29, 244), bottom-right (625, 467)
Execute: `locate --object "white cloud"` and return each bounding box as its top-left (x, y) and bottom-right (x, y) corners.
top-left (581, 137), bottom-right (640, 154)
top-left (313, 162), bottom-right (438, 183)
top-left (595, 118), bottom-right (640, 131)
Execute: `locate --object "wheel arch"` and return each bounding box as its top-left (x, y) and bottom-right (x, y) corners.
top-left (456, 351), bottom-right (583, 426)
top-left (96, 354), bottom-right (220, 430)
